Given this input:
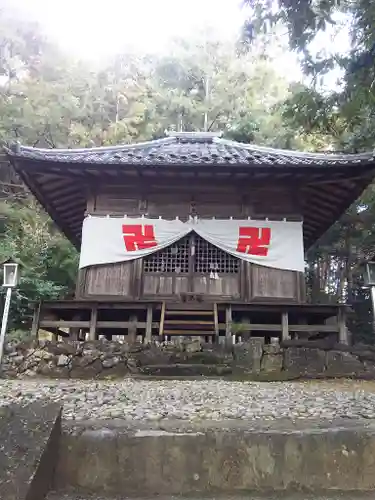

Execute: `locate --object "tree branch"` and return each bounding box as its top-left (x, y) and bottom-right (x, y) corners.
top-left (207, 111), bottom-right (222, 132)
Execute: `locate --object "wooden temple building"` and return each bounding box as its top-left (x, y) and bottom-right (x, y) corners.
top-left (5, 132), bottom-right (375, 344)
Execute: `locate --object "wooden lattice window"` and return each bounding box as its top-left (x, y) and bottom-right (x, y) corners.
top-left (143, 234), bottom-right (240, 274)
top-left (143, 236), bottom-right (190, 273)
top-left (194, 235), bottom-right (239, 274)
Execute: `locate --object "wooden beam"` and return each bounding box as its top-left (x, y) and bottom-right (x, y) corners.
top-left (40, 320), bottom-right (151, 329)
top-left (30, 302), bottom-right (41, 340)
top-left (306, 175), bottom-right (370, 186)
top-left (52, 328), bottom-right (59, 342)
top-left (89, 305), bottom-right (98, 341)
top-left (281, 311), bottom-right (290, 341)
top-left (225, 305), bottom-right (232, 338)
top-left (159, 302), bottom-right (166, 337)
top-left (128, 314), bottom-right (137, 343)
top-left (41, 301), bottom-right (157, 311)
top-left (95, 178), bottom-right (299, 196)
top-left (38, 320), bottom-right (339, 333)
top-left (75, 269), bottom-right (86, 300)
top-left (288, 324), bottom-right (339, 333)
top-left (51, 328), bottom-right (69, 339)
top-left (229, 302), bottom-right (345, 315)
top-left (99, 320), bottom-right (149, 329)
top-left (69, 313), bottom-right (81, 340)
top-left (164, 320), bottom-right (215, 325)
top-left (38, 177), bottom-right (73, 192)
top-left (240, 316), bottom-right (251, 341)
top-left (338, 307), bottom-right (348, 345)
top-left (145, 306), bottom-right (153, 343)
top-left (40, 321), bottom-right (90, 328)
top-left (213, 303), bottom-right (219, 336)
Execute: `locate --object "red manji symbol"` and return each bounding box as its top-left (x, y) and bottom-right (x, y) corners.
top-left (236, 227), bottom-right (271, 256)
top-left (122, 224), bottom-right (158, 251)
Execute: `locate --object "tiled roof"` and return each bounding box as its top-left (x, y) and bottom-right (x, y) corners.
top-left (5, 132), bottom-right (375, 167)
top-left (5, 132), bottom-right (375, 249)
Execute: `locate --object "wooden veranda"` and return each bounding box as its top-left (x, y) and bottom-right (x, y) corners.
top-left (32, 299), bottom-right (349, 344)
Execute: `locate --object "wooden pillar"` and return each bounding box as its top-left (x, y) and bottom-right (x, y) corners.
top-left (338, 306), bottom-right (348, 345)
top-left (241, 316), bottom-right (251, 341)
top-left (30, 302), bottom-right (41, 341)
top-left (89, 305), bottom-right (98, 341)
top-left (145, 306), bottom-right (153, 344)
top-left (295, 317), bottom-right (307, 341)
top-left (213, 303), bottom-right (219, 343)
top-left (213, 303), bottom-right (219, 335)
top-left (75, 269), bottom-right (85, 299)
top-left (281, 311), bottom-right (290, 341)
top-left (159, 302), bottom-right (165, 339)
top-left (69, 313), bottom-right (81, 340)
top-left (51, 328), bottom-right (58, 342)
top-left (129, 314), bottom-right (138, 343)
top-left (225, 305), bottom-right (232, 340)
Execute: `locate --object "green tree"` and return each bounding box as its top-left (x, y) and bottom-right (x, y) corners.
top-left (0, 200), bottom-right (78, 330)
top-left (241, 1), bottom-right (375, 342)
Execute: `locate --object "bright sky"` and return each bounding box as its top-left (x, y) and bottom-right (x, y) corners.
top-left (15, 0), bottom-right (244, 58)
top-left (11, 0), bottom-right (351, 88)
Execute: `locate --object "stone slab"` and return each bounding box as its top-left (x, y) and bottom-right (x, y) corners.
top-left (0, 401), bottom-right (62, 500)
top-left (233, 338), bottom-right (264, 373)
top-left (284, 347), bottom-right (326, 375)
top-left (140, 363), bottom-right (232, 376)
top-left (46, 494), bottom-right (375, 500)
top-left (54, 419), bottom-right (375, 496)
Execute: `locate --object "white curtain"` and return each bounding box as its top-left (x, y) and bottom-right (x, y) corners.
top-left (79, 216), bottom-right (305, 272)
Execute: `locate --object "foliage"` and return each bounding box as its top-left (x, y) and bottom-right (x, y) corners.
top-left (0, 199), bottom-right (78, 330)
top-left (0, 6), bottom-right (301, 330)
top-left (241, 0), bottom-right (375, 342)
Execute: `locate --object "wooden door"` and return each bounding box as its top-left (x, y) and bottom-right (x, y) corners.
top-left (142, 235), bottom-right (190, 298)
top-left (190, 234), bottom-right (241, 300)
top-left (141, 234), bottom-right (241, 300)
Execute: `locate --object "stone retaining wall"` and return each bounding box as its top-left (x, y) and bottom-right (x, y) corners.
top-left (55, 420), bottom-right (375, 494)
top-left (4, 338), bottom-right (375, 380)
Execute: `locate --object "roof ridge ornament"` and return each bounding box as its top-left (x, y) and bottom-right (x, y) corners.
top-left (166, 131), bottom-right (223, 143)
top-left (10, 141), bottom-right (21, 154)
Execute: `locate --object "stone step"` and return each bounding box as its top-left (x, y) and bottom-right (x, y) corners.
top-left (0, 402), bottom-right (61, 500)
top-left (46, 493), bottom-right (375, 500)
top-left (140, 363), bottom-right (232, 376)
top-left (53, 420), bottom-right (375, 495)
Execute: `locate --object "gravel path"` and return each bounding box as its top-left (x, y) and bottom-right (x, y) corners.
top-left (2, 379), bottom-right (375, 422)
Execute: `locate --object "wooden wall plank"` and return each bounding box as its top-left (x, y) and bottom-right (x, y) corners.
top-left (84, 262), bottom-right (134, 297)
top-left (81, 181), bottom-right (305, 302)
top-left (192, 275), bottom-right (240, 298)
top-left (142, 275), bottom-right (189, 297)
top-left (89, 182), bottom-right (301, 219)
top-left (251, 264), bottom-right (299, 301)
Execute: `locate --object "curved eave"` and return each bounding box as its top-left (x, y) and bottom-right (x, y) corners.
top-left (6, 140), bottom-right (375, 251)
top-left (14, 165), bottom-right (84, 248)
top-left (5, 138), bottom-right (375, 168)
